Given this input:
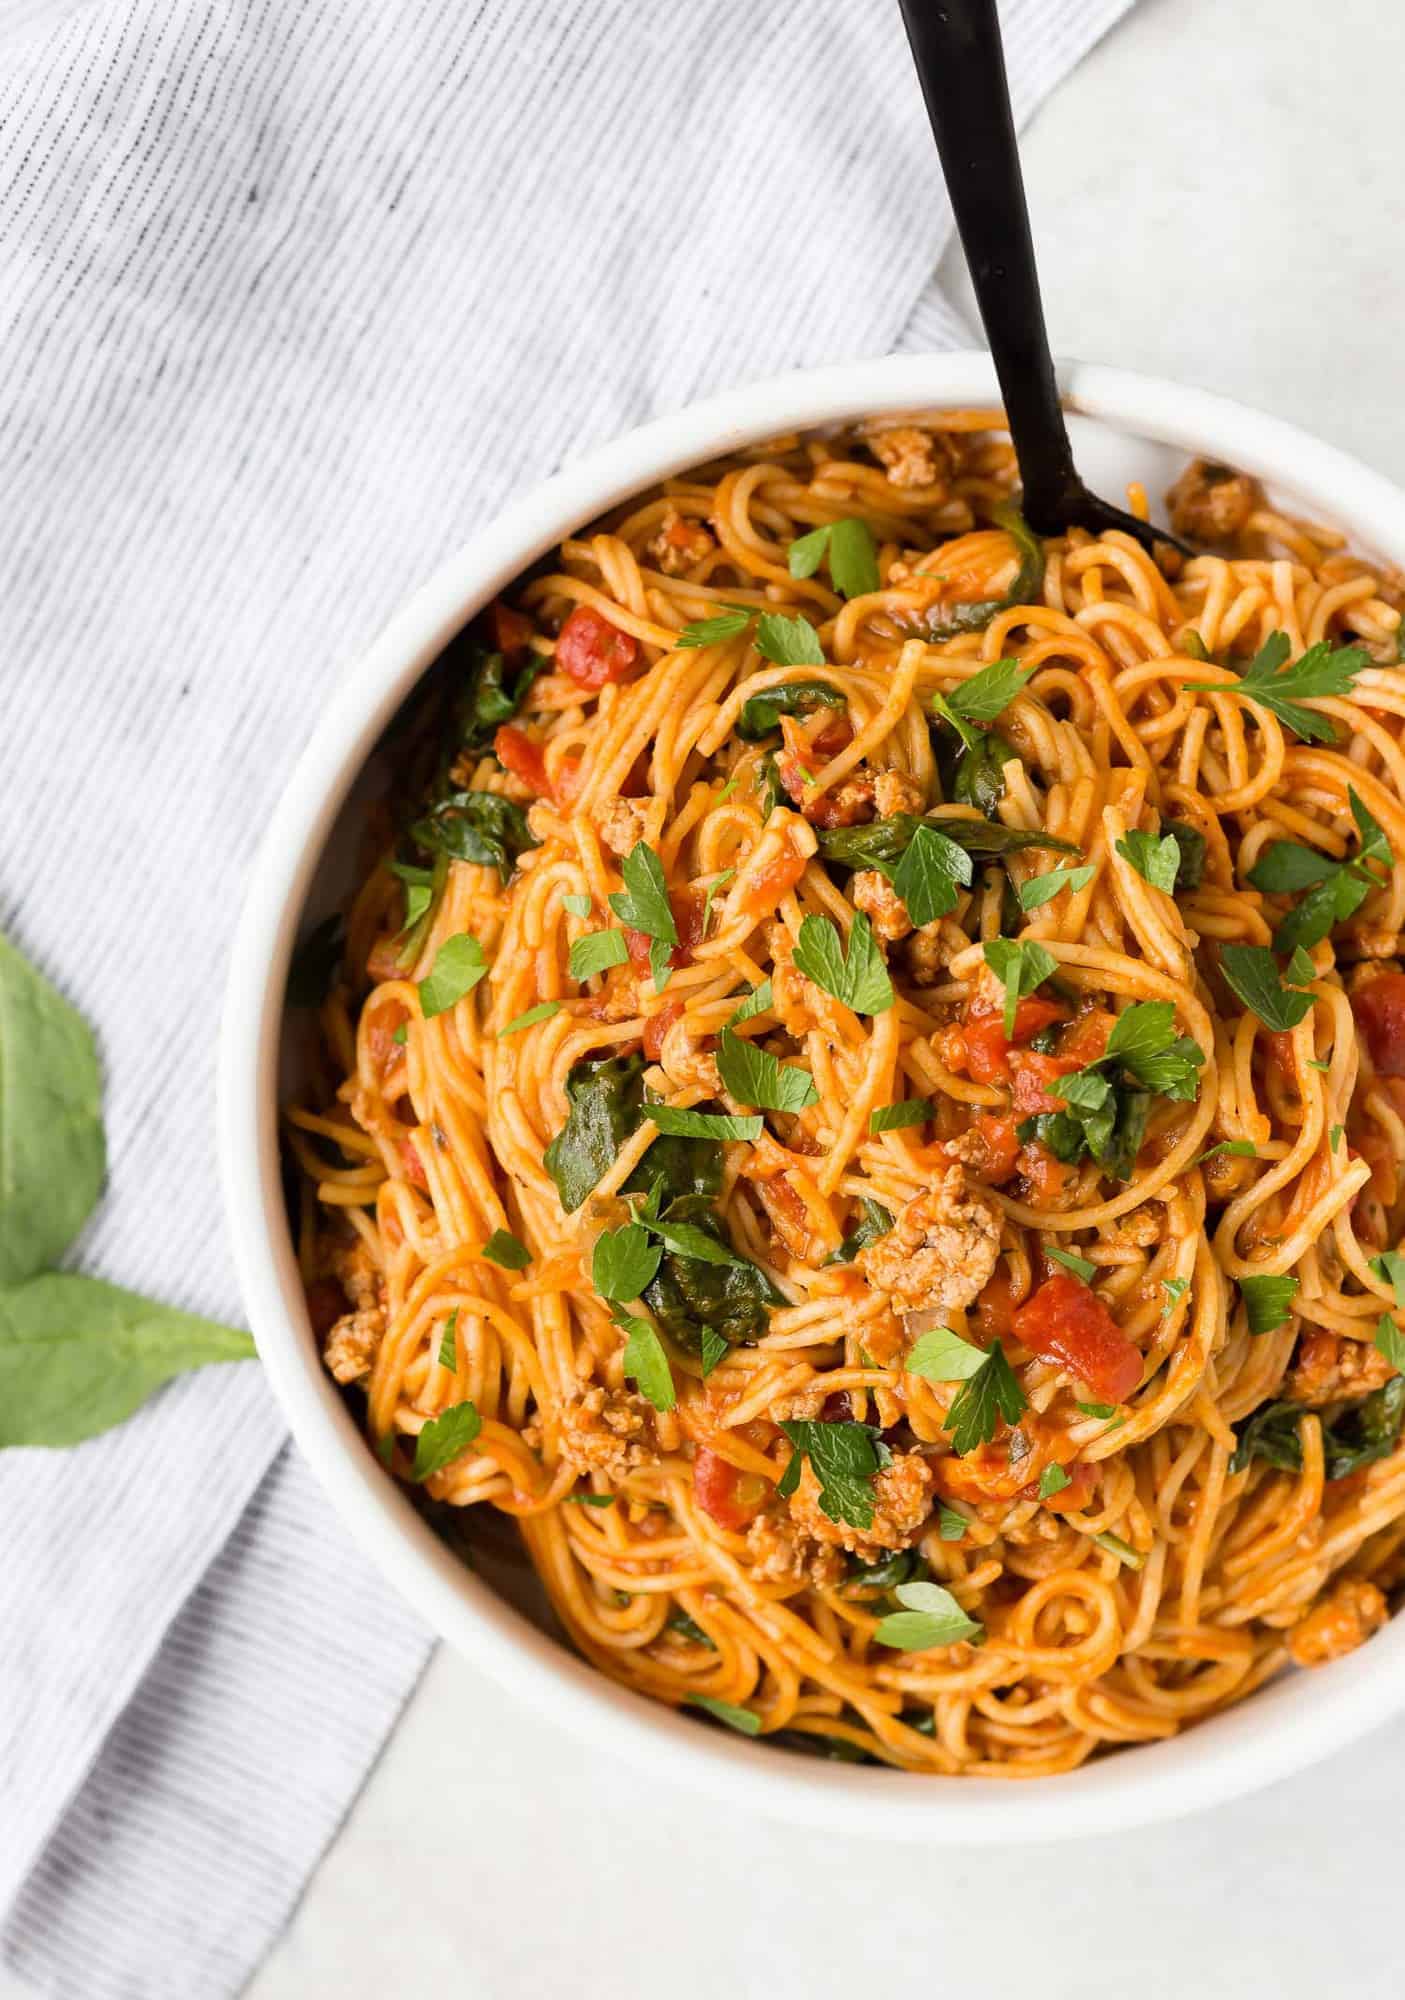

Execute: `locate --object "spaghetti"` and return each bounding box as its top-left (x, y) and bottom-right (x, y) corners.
top-left (288, 414), bottom-right (1405, 1776)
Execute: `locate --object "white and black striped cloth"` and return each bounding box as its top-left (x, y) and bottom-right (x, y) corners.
top-left (0, 1), bottom-right (1133, 1992)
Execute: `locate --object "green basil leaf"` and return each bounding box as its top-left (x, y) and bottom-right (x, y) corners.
top-left (0, 1273), bottom-right (255, 1449)
top-left (0, 931), bottom-right (105, 1286)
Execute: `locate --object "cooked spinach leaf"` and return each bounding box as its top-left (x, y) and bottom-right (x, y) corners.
top-left (641, 1193), bottom-right (783, 1356)
top-left (925, 503), bottom-right (1046, 641)
top-left (1231, 1376), bottom-right (1405, 1480)
top-left (736, 679), bottom-right (845, 742)
top-left (816, 813), bottom-right (1076, 881)
top-left (544, 1055), bottom-right (646, 1213)
top-left (450, 642), bottom-right (540, 752)
top-left (411, 788), bottom-right (538, 879)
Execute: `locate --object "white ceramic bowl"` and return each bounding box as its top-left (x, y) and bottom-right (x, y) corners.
top-left (219, 352), bottom-right (1405, 1841)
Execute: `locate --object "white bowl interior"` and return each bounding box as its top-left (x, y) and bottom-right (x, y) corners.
top-left (220, 353), bottom-right (1405, 1841)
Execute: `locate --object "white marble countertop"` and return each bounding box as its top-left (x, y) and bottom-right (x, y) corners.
top-left (15, 0), bottom-right (1405, 1993)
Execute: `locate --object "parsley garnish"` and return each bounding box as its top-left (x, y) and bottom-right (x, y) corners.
top-left (687, 1694), bottom-right (761, 1735)
top-left (419, 933), bottom-right (488, 1018)
top-left (931, 657), bottom-right (1036, 747)
top-left (1185, 631), bottom-right (1369, 743)
top-left (1369, 1251), bottom-right (1405, 1308)
top-left (698, 1325), bottom-right (729, 1377)
top-left (1247, 787), bottom-right (1392, 953)
top-left (792, 911), bottom-right (894, 1015)
top-left (937, 1504), bottom-right (969, 1541)
top-left (1093, 1530), bottom-right (1144, 1569)
top-left (499, 1000), bottom-right (561, 1036)
top-left (1239, 1272), bottom-right (1298, 1335)
top-left (1116, 830), bottom-right (1181, 894)
top-left (729, 978), bottom-right (773, 1023)
top-left (716, 1026), bottom-right (818, 1113)
top-left (592, 1223), bottom-right (663, 1303)
top-left (569, 929), bottom-right (629, 979)
top-left (1195, 1139), bottom-right (1258, 1164)
top-left (1047, 1246), bottom-right (1095, 1281)
top-left (481, 1229), bottom-right (530, 1269)
top-left (777, 1419), bottom-right (886, 1530)
top-left (1018, 862), bottom-right (1095, 912)
top-left (412, 1400), bottom-right (482, 1480)
top-left (1220, 944), bottom-right (1314, 1030)
top-left (608, 842), bottom-right (677, 990)
top-left (944, 1341), bottom-right (1027, 1455)
top-left (392, 1022), bottom-right (407, 1046)
top-left (700, 868), bottom-right (736, 936)
top-left (892, 821), bottom-right (973, 927)
top-left (825, 1198), bottom-right (894, 1266)
top-left (873, 1581), bottom-right (983, 1652)
top-left (564, 1491), bottom-right (615, 1507)
top-left (787, 517), bottom-right (881, 598)
top-left (438, 1310), bottom-right (458, 1370)
top-left (675, 606), bottom-right (754, 649)
top-left (755, 612), bottom-right (825, 667)
top-left (1374, 1315), bottom-right (1405, 1374)
top-left (1161, 1276), bottom-right (1190, 1315)
top-left (982, 938), bottom-right (1058, 1037)
top-left (868, 1098), bottom-right (932, 1134)
top-left (618, 1311), bottom-right (676, 1411)
top-left (1038, 1463), bottom-right (1071, 1500)
top-left (647, 1105), bottom-right (763, 1142)
top-left (906, 1324), bottom-right (989, 1382)
top-left (562, 893), bottom-right (593, 918)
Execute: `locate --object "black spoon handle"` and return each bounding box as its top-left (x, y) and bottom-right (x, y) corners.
top-left (896, 0), bottom-right (1081, 534)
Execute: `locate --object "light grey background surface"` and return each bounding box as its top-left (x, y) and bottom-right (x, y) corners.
top-left (8, 0), bottom-right (1403, 1993)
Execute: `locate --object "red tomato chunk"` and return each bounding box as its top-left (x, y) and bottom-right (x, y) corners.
top-left (556, 605), bottom-right (640, 688)
top-left (692, 1446), bottom-right (767, 1531)
top-left (1014, 1271), bottom-right (1142, 1403)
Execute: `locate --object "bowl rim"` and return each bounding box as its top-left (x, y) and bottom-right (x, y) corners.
top-left (218, 350), bottom-right (1405, 1842)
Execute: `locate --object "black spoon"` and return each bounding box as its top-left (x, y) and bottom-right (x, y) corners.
top-left (897, 0), bottom-right (1190, 559)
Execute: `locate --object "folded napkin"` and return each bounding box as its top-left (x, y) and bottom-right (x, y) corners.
top-left (0, 0), bottom-right (1134, 1991)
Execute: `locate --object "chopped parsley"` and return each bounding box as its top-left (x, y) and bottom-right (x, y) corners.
top-left (686, 1694), bottom-right (761, 1735)
top-left (1116, 829), bottom-right (1181, 894)
top-left (499, 1000), bottom-right (561, 1036)
top-left (944, 1341), bottom-right (1028, 1455)
top-left (1185, 631), bottom-right (1369, 743)
top-left (792, 911), bottom-right (894, 1015)
top-left (716, 1026), bottom-right (819, 1113)
top-left (1246, 787), bottom-right (1392, 953)
top-left (982, 938), bottom-right (1059, 1038)
top-left (755, 612), bottom-right (825, 667)
top-left (592, 1223), bottom-right (663, 1303)
top-left (1239, 1272), bottom-right (1298, 1335)
top-left (906, 1324), bottom-right (989, 1382)
top-left (412, 1400), bottom-right (482, 1481)
top-left (777, 1418), bottom-right (886, 1530)
top-left (1047, 1246), bottom-right (1095, 1281)
top-left (569, 929), bottom-right (629, 979)
top-left (481, 1229), bottom-right (530, 1269)
top-left (675, 606), bottom-right (754, 649)
top-left (1374, 1315), bottom-right (1405, 1374)
top-left (1018, 862), bottom-right (1095, 911)
top-left (618, 1312), bottom-right (676, 1412)
top-left (1219, 944), bottom-right (1315, 1030)
top-left (787, 517), bottom-right (881, 598)
top-left (647, 1105), bottom-right (763, 1142)
top-left (562, 893), bottom-right (593, 918)
top-left (418, 933), bottom-right (488, 1018)
top-left (1038, 1464), bottom-right (1071, 1500)
top-left (437, 1310), bottom-right (458, 1370)
top-left (892, 821), bottom-right (973, 927)
top-left (868, 1097), bottom-right (933, 1134)
top-left (1369, 1251), bottom-right (1405, 1309)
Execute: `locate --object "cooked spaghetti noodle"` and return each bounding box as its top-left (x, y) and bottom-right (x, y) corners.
top-left (288, 414), bottom-right (1405, 1776)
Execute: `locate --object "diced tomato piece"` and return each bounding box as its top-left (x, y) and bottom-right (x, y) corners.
top-left (964, 997), bottom-right (1065, 1084)
top-left (556, 605), bottom-right (640, 689)
top-left (1010, 1050), bottom-right (1078, 1117)
top-left (400, 1138), bottom-right (429, 1190)
top-left (808, 712), bottom-right (854, 758)
top-left (624, 886), bottom-right (705, 975)
top-left (1019, 1140), bottom-right (1071, 1203)
top-left (968, 1113), bottom-right (1020, 1183)
top-left (643, 1000), bottom-right (684, 1061)
top-left (304, 1278), bottom-right (348, 1338)
top-left (820, 1390), bottom-right (853, 1423)
top-left (1014, 1273), bottom-right (1142, 1403)
top-left (486, 599), bottom-right (534, 658)
top-left (1057, 1008), bottom-right (1115, 1067)
top-left (1354, 973), bottom-right (1405, 1076)
top-left (493, 724), bottom-right (552, 798)
top-left (737, 845), bottom-right (807, 919)
top-left (1263, 1028), bottom-right (1297, 1081)
top-left (692, 1446), bottom-right (768, 1531)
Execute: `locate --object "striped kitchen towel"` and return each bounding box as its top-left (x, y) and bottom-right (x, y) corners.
top-left (0, 0), bottom-right (1134, 1992)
